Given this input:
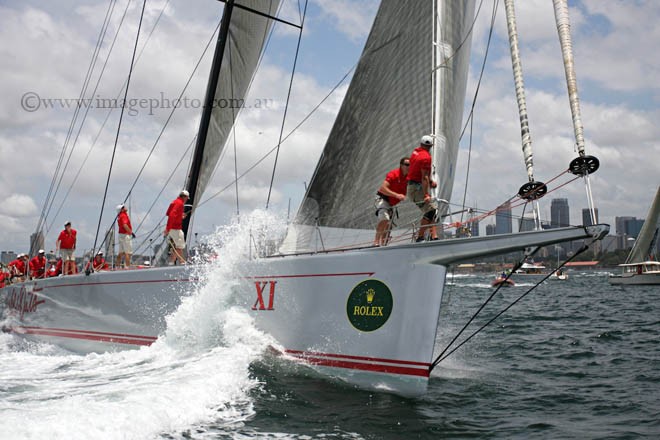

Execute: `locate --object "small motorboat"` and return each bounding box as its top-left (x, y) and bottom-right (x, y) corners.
top-left (491, 275), bottom-right (515, 287)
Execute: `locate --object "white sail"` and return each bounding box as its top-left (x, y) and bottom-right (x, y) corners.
top-left (625, 186), bottom-right (660, 264)
top-left (295, 0), bottom-right (475, 236)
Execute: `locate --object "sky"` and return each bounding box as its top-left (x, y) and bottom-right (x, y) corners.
top-left (0, 0), bottom-right (658, 255)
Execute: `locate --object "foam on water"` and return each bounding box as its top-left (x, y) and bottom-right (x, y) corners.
top-left (0, 212), bottom-right (283, 439)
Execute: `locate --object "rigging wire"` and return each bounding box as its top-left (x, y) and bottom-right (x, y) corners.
top-left (45, 0), bottom-right (134, 234)
top-left (266, 0), bottom-right (309, 209)
top-left (44, 0), bottom-right (171, 235)
top-left (429, 242), bottom-right (592, 371)
top-left (197, 61), bottom-right (356, 209)
top-left (92, 0), bottom-right (148, 257)
top-left (35, 0), bottom-right (117, 241)
top-left (203, 0), bottom-right (286, 197)
top-left (457, 0), bottom-right (498, 220)
top-left (93, 17), bottom-right (223, 254)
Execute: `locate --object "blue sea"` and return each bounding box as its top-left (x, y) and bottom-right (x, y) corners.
top-left (1, 267), bottom-right (658, 439)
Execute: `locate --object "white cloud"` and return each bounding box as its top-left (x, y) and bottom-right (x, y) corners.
top-left (0, 195), bottom-right (38, 218)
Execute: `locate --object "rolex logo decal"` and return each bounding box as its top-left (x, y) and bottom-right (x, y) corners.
top-left (346, 279), bottom-right (393, 332)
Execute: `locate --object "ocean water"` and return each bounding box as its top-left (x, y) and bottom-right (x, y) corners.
top-left (1, 226), bottom-right (659, 438)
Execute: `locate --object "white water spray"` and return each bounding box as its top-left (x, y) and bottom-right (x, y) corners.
top-left (0, 211), bottom-right (286, 439)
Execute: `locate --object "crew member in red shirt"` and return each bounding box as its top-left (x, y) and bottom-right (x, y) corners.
top-left (29, 249), bottom-right (47, 279)
top-left (116, 204), bottom-right (134, 269)
top-left (8, 254), bottom-right (27, 282)
top-left (86, 251), bottom-right (109, 272)
top-left (57, 221), bottom-right (77, 275)
top-left (407, 135), bottom-right (439, 242)
top-left (46, 258), bottom-right (61, 277)
top-left (0, 265), bottom-right (7, 288)
top-left (164, 190), bottom-right (189, 265)
top-left (373, 157), bottom-right (410, 246)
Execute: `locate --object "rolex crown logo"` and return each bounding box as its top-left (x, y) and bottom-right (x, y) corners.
top-left (366, 288), bottom-right (376, 304)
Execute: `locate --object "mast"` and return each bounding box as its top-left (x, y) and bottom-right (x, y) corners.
top-left (182, 0), bottom-right (235, 238)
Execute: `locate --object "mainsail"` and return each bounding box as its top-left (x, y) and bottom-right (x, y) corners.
top-left (296, 0), bottom-right (474, 234)
top-left (186, 0), bottom-right (280, 211)
top-left (625, 186), bottom-right (660, 264)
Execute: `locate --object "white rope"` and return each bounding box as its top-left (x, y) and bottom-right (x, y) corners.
top-left (504, 0), bottom-right (534, 181)
top-left (553, 0), bottom-right (585, 155)
top-left (554, 0), bottom-right (596, 223)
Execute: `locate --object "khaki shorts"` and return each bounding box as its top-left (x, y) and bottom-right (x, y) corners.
top-left (375, 197), bottom-right (394, 221)
top-left (118, 233), bottom-right (133, 254)
top-left (60, 248), bottom-right (75, 261)
top-left (168, 229), bottom-right (186, 249)
top-left (407, 182), bottom-right (438, 215)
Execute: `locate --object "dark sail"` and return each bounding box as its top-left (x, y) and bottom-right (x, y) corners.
top-left (295, 0), bottom-right (475, 233)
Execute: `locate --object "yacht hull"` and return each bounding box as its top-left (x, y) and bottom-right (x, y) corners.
top-left (1, 225), bottom-right (609, 397)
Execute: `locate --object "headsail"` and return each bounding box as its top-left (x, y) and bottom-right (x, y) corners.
top-left (296, 0), bottom-right (475, 231)
top-left (186, 0), bottom-right (280, 212)
top-left (625, 186), bottom-right (660, 264)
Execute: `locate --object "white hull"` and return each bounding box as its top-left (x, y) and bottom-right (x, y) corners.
top-left (608, 273), bottom-right (660, 285)
top-left (2, 225), bottom-right (608, 397)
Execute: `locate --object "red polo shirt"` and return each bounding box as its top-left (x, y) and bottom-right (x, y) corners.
top-left (9, 259), bottom-right (26, 276)
top-left (383, 168), bottom-right (408, 206)
top-left (407, 146), bottom-right (432, 182)
top-left (29, 256), bottom-right (47, 278)
top-left (58, 229), bottom-right (77, 249)
top-left (117, 211), bottom-right (132, 235)
top-left (166, 197), bottom-right (185, 231)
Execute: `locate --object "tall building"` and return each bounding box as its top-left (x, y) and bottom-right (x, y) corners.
top-left (495, 202), bottom-right (512, 234)
top-left (519, 214), bottom-right (536, 232)
top-left (582, 208), bottom-right (599, 227)
top-left (615, 216), bottom-right (634, 235)
top-left (1, 251), bottom-right (18, 265)
top-left (469, 218), bottom-right (479, 237)
top-left (29, 231), bottom-right (45, 255)
top-left (624, 218), bottom-right (645, 238)
top-left (486, 224), bottom-right (496, 236)
top-left (551, 198), bottom-right (570, 228)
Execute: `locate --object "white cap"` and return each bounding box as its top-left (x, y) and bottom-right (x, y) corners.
top-left (97, 251), bottom-right (104, 256)
top-left (38, 249), bottom-right (45, 254)
top-left (420, 135), bottom-right (434, 146)
top-left (116, 204), bottom-right (125, 212)
top-left (180, 190), bottom-right (190, 197)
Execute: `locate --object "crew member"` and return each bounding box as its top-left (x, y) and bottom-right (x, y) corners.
top-left (407, 135), bottom-right (439, 242)
top-left (29, 249), bottom-right (47, 279)
top-left (0, 264), bottom-right (7, 288)
top-left (373, 157), bottom-right (410, 246)
top-left (116, 204), bottom-right (134, 269)
top-left (56, 221), bottom-right (77, 275)
top-left (86, 251), bottom-right (109, 272)
top-left (8, 254), bottom-right (27, 282)
top-left (164, 190), bottom-right (189, 265)
top-left (46, 258), bottom-right (61, 278)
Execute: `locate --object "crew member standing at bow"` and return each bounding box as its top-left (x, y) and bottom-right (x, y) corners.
top-left (407, 135), bottom-right (439, 242)
top-left (373, 157), bottom-right (410, 246)
top-left (56, 221), bottom-right (77, 275)
top-left (164, 190), bottom-right (189, 265)
top-left (116, 204), bottom-right (134, 269)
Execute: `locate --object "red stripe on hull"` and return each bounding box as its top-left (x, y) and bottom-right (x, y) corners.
top-left (292, 354), bottom-right (429, 378)
top-left (11, 326), bottom-right (156, 346)
top-left (248, 272), bottom-right (375, 279)
top-left (285, 349), bottom-right (430, 367)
